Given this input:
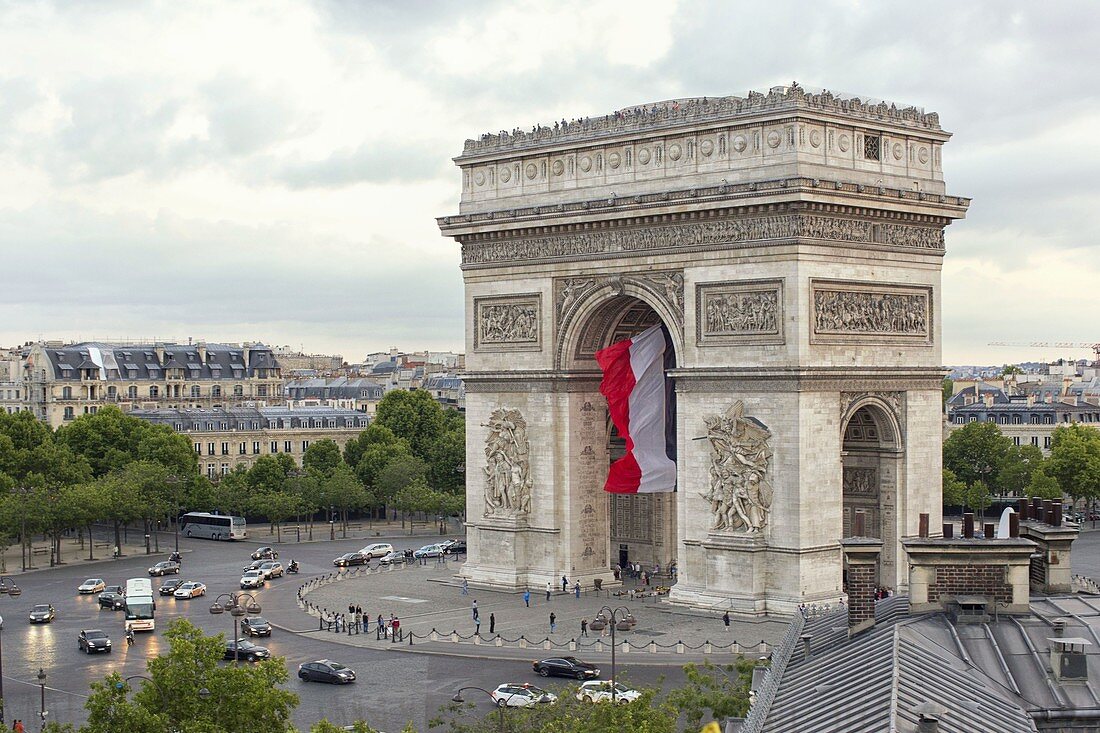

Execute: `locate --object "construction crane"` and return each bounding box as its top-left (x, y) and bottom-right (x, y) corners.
top-left (988, 342), bottom-right (1100, 361)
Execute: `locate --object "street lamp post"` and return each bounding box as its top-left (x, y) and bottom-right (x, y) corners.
top-left (37, 667), bottom-right (46, 731)
top-left (451, 686), bottom-right (506, 733)
top-left (209, 593), bottom-right (261, 666)
top-left (594, 605), bottom-right (635, 704)
top-left (165, 474), bottom-right (181, 553)
top-left (329, 505), bottom-right (336, 541)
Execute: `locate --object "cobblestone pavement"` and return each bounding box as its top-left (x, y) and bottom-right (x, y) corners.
top-left (297, 558), bottom-right (789, 662)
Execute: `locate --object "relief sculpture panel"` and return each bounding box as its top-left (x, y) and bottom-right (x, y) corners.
top-left (811, 280), bottom-right (932, 345)
top-left (474, 294), bottom-right (541, 351)
top-left (701, 402), bottom-right (774, 534)
top-left (483, 407), bottom-right (533, 519)
top-left (696, 279), bottom-right (784, 346)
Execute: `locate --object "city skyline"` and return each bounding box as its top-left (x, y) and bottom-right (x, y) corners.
top-left (1, 1), bottom-right (1097, 363)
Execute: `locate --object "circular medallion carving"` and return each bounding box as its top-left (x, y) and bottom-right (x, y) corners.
top-left (474, 171), bottom-right (486, 186)
top-left (500, 166), bottom-right (511, 183)
top-left (838, 134), bottom-right (850, 152)
top-left (918, 147), bottom-right (929, 164)
top-left (700, 139), bottom-right (714, 157)
top-left (608, 152), bottom-right (621, 169)
top-left (810, 130), bottom-right (822, 148)
top-left (732, 135), bottom-right (747, 153)
top-left (552, 160), bottom-right (565, 176)
top-left (892, 142), bottom-right (902, 160)
top-left (579, 156), bottom-right (592, 173)
top-left (525, 163), bottom-right (538, 179)
top-left (668, 143), bottom-right (682, 161)
top-left (638, 148), bottom-right (651, 165)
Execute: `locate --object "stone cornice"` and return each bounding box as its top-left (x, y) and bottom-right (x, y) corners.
top-left (439, 176), bottom-right (969, 237)
top-left (459, 82), bottom-right (944, 160)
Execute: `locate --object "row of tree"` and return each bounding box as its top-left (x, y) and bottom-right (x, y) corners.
top-left (0, 389), bottom-right (467, 564)
top-left (942, 420), bottom-right (1100, 516)
top-left (36, 617), bottom-right (755, 733)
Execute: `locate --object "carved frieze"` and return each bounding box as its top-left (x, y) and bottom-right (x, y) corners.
top-left (811, 280), bottom-right (932, 345)
top-left (843, 467), bottom-right (878, 495)
top-left (483, 407), bottom-right (532, 519)
top-left (696, 279), bottom-right (784, 346)
top-left (474, 294), bottom-right (541, 352)
top-left (700, 402), bottom-right (774, 534)
top-left (462, 214), bottom-right (944, 266)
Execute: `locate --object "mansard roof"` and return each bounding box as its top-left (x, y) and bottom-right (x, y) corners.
top-left (43, 342), bottom-right (280, 381)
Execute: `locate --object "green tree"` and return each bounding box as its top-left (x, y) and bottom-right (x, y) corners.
top-left (1027, 466), bottom-right (1063, 500)
top-left (665, 658), bottom-right (762, 729)
top-left (310, 722), bottom-right (381, 733)
top-left (942, 468), bottom-right (967, 508)
top-left (427, 427), bottom-right (466, 494)
top-left (303, 439), bottom-right (344, 478)
top-left (247, 456), bottom-right (288, 493)
top-left (941, 377), bottom-right (954, 411)
top-left (251, 490), bottom-right (301, 542)
top-left (375, 455), bottom-right (428, 520)
top-left (1001, 364), bottom-right (1024, 376)
top-left (1047, 424), bottom-right (1100, 507)
top-left (318, 464), bottom-right (370, 537)
top-left (943, 421), bottom-right (1013, 491)
top-left (342, 423), bottom-right (403, 468)
top-left (997, 444), bottom-right (1046, 497)
top-left (965, 480), bottom-right (994, 523)
top-left (374, 389), bottom-right (446, 459)
top-left (440, 689), bottom-right (675, 733)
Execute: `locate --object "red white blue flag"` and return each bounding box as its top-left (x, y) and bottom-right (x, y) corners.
top-left (596, 325), bottom-right (676, 493)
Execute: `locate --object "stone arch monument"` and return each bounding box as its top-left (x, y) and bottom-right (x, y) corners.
top-left (438, 83), bottom-right (969, 615)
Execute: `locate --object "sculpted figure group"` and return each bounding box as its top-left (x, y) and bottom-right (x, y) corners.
top-left (483, 407), bottom-right (533, 518)
top-left (701, 402), bottom-right (774, 533)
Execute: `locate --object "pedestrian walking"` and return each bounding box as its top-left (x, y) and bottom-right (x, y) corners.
top-left (561, 575), bottom-right (568, 592)
top-left (573, 580), bottom-right (581, 599)
top-left (642, 571), bottom-right (650, 586)
top-left (475, 616), bottom-right (481, 635)
top-left (489, 612), bottom-right (496, 634)
top-left (348, 603), bottom-right (355, 615)
top-left (461, 577), bottom-right (469, 595)
top-left (392, 616), bottom-right (400, 639)
top-left (523, 589), bottom-right (531, 607)
top-left (580, 618), bottom-right (589, 637)
top-left (14, 720), bottom-right (25, 733)
top-left (377, 613), bottom-right (384, 633)
top-left (546, 581), bottom-right (552, 602)
top-left (549, 612), bottom-right (556, 633)
top-left (472, 599), bottom-right (479, 620)
top-left (723, 610), bottom-right (730, 630)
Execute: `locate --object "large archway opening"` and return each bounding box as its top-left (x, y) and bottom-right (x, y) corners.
top-left (563, 292), bottom-right (680, 581)
top-left (841, 403), bottom-right (902, 587)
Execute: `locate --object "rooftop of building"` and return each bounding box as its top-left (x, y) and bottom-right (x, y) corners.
top-left (38, 342), bottom-right (279, 381)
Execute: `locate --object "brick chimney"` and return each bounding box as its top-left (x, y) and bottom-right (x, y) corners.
top-left (903, 536), bottom-right (1035, 615)
top-left (839, 538), bottom-right (882, 637)
top-left (1019, 507), bottom-right (1079, 594)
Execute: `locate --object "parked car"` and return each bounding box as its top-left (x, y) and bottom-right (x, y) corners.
top-left (412, 544), bottom-right (446, 559)
top-left (29, 604), bottom-right (56, 624)
top-left (491, 683), bottom-right (557, 708)
top-left (158, 578), bottom-right (185, 596)
top-left (358, 543), bottom-right (394, 560)
top-left (298, 660), bottom-right (356, 684)
top-left (224, 638), bottom-right (271, 662)
top-left (251, 547), bottom-right (279, 561)
top-left (174, 582), bottom-right (207, 599)
top-left (78, 628), bottom-right (112, 654)
top-left (443, 540), bottom-right (467, 556)
top-left (78, 578), bottom-right (106, 594)
top-left (240, 570), bottom-right (266, 589)
top-left (333, 552), bottom-right (368, 568)
top-left (258, 561), bottom-right (284, 579)
top-left (99, 586), bottom-right (125, 610)
top-left (148, 560), bottom-right (181, 577)
top-left (240, 616), bottom-right (272, 637)
top-left (378, 550), bottom-right (408, 566)
top-left (532, 656), bottom-right (600, 680)
top-left (576, 681), bottom-right (641, 704)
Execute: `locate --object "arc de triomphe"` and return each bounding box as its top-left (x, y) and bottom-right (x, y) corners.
top-left (437, 84), bottom-right (969, 615)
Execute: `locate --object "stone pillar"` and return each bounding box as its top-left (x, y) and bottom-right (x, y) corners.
top-left (839, 538), bottom-right (882, 637)
top-left (1019, 521), bottom-right (1079, 594)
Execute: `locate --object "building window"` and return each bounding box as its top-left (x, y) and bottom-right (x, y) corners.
top-left (233, 384), bottom-right (243, 395)
top-left (221, 442), bottom-right (229, 455)
top-left (220, 422), bottom-right (228, 430)
top-left (62, 386), bottom-right (72, 399)
top-left (63, 406), bottom-right (74, 420)
top-left (1012, 436), bottom-right (1020, 446)
top-left (257, 385), bottom-right (268, 397)
top-left (209, 385), bottom-right (220, 397)
top-left (194, 442), bottom-right (202, 455)
top-left (1031, 436), bottom-right (1039, 447)
top-left (968, 416), bottom-right (976, 423)
top-left (864, 134), bottom-right (880, 160)
top-left (270, 441), bottom-right (278, 453)
top-left (207, 464), bottom-right (216, 478)
top-left (221, 463), bottom-right (230, 475)
top-left (284, 440), bottom-right (292, 453)
top-left (107, 386), bottom-right (117, 398)
top-left (239, 442), bottom-right (247, 455)
top-left (252, 441), bottom-right (260, 454)
top-left (1044, 436), bottom-right (1052, 449)
top-left (128, 386), bottom-right (138, 398)
top-left (149, 386), bottom-right (159, 398)
top-left (302, 440), bottom-right (310, 452)
top-left (207, 442), bottom-right (215, 455)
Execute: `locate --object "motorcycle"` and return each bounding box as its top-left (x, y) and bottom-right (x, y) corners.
top-left (286, 561), bottom-right (300, 574)
top-left (169, 551), bottom-right (182, 563)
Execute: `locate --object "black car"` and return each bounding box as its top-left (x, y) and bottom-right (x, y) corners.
top-left (444, 540), bottom-right (467, 555)
top-left (532, 656), bottom-right (601, 680)
top-left (251, 547), bottom-right (278, 561)
top-left (29, 604), bottom-right (56, 624)
top-left (99, 586), bottom-right (125, 610)
top-left (240, 616), bottom-right (272, 637)
top-left (223, 638), bottom-right (271, 662)
top-left (298, 659), bottom-right (356, 684)
top-left (78, 628), bottom-right (112, 654)
top-left (148, 560), bottom-right (181, 577)
top-left (159, 578), bottom-right (185, 596)
top-left (332, 552), bottom-right (368, 568)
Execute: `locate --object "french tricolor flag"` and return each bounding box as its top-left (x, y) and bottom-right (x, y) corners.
top-left (596, 324), bottom-right (677, 494)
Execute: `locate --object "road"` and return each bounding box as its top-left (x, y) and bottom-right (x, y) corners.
top-left (0, 531), bottom-right (685, 731)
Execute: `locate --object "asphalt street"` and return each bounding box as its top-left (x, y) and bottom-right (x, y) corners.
top-left (0, 530), bottom-right (685, 732)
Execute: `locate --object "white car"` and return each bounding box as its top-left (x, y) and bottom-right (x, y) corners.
top-left (413, 544), bottom-right (446, 559)
top-left (174, 582), bottom-right (207, 599)
top-left (576, 681), bottom-right (641, 704)
top-left (491, 683), bottom-right (557, 708)
top-left (258, 561), bottom-right (283, 579)
top-left (240, 570), bottom-right (266, 589)
top-left (358, 543), bottom-right (394, 560)
top-left (78, 578), bottom-right (106, 594)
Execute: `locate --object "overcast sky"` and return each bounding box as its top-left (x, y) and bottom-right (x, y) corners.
top-left (1, 0), bottom-right (1097, 365)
